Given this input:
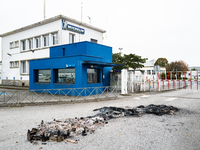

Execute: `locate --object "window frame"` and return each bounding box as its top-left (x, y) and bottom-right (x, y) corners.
top-left (54, 68), bottom-right (75, 84)
top-left (147, 70), bottom-right (151, 75)
top-left (35, 69), bottom-right (51, 83)
top-left (35, 36), bottom-right (41, 48)
top-left (21, 40), bottom-right (26, 50)
top-left (87, 68), bottom-right (100, 84)
top-left (43, 34), bottom-right (49, 47)
top-left (52, 32), bottom-right (58, 45)
top-left (90, 38), bottom-right (98, 43)
top-left (15, 41), bottom-right (19, 48)
top-left (28, 38), bottom-right (33, 50)
top-left (20, 60), bottom-right (29, 75)
top-left (69, 33), bottom-right (75, 44)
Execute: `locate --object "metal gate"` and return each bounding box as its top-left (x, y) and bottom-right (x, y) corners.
top-left (110, 71), bottom-right (121, 92)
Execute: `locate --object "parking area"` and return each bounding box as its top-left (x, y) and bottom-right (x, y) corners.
top-left (0, 89), bottom-right (200, 150)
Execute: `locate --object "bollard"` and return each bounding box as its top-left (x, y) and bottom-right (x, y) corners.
top-left (149, 79), bottom-right (151, 92)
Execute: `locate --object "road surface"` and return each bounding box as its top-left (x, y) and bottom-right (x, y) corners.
top-left (0, 89), bottom-right (200, 150)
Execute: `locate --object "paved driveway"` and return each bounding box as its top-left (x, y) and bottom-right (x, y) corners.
top-left (0, 89), bottom-right (200, 150)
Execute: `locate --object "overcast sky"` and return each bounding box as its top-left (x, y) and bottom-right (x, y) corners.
top-left (0, 0), bottom-right (200, 67)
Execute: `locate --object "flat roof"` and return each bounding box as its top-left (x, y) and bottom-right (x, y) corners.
top-left (0, 14), bottom-right (106, 37)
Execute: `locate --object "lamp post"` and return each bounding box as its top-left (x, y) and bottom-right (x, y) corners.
top-left (119, 48), bottom-right (123, 56)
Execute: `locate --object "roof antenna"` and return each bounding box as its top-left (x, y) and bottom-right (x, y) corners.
top-left (81, 3), bottom-right (83, 22)
top-left (44, 0), bottom-right (46, 20)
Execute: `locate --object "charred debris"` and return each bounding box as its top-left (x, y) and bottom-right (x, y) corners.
top-left (27, 104), bottom-right (179, 143)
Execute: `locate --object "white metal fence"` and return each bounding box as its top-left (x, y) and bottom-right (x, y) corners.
top-left (120, 70), bottom-right (200, 94)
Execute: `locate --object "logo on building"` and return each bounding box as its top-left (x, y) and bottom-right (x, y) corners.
top-left (62, 19), bottom-right (85, 34)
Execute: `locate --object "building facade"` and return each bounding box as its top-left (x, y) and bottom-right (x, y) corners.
top-left (130, 59), bottom-right (166, 80)
top-left (0, 15), bottom-right (105, 86)
top-left (29, 41), bottom-right (113, 95)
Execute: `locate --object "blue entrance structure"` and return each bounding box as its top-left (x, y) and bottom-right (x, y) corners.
top-left (29, 41), bottom-right (116, 96)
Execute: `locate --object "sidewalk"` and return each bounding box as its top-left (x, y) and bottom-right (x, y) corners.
top-left (0, 85), bottom-right (29, 90)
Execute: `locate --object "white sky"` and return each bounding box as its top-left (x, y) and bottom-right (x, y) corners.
top-left (0, 0), bottom-right (200, 66)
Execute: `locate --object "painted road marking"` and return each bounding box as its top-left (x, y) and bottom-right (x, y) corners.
top-left (165, 98), bottom-right (177, 101)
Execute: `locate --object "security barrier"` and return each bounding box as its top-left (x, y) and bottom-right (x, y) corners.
top-left (124, 70), bottom-right (200, 92)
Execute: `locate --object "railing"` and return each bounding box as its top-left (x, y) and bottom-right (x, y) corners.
top-left (0, 86), bottom-right (120, 106)
top-left (130, 71), bottom-right (200, 92)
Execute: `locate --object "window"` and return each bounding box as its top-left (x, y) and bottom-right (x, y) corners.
top-left (10, 61), bottom-right (19, 68)
top-left (69, 33), bottom-right (75, 44)
top-left (28, 39), bottom-right (33, 50)
top-left (152, 70), bottom-right (155, 75)
top-left (10, 62), bottom-right (14, 68)
top-left (87, 68), bottom-right (100, 84)
top-left (141, 70), bottom-right (145, 75)
top-left (10, 42), bottom-right (14, 49)
top-left (35, 37), bottom-right (41, 48)
top-left (36, 70), bottom-right (51, 83)
top-left (21, 40), bottom-right (26, 50)
top-left (14, 61), bottom-right (19, 68)
top-left (91, 39), bottom-right (98, 43)
top-left (55, 68), bottom-right (75, 84)
top-left (15, 41), bottom-right (19, 47)
top-left (147, 70), bottom-right (151, 75)
top-left (43, 35), bottom-right (49, 47)
top-left (22, 61), bottom-right (26, 73)
top-left (21, 61), bottom-right (29, 74)
top-left (52, 32), bottom-right (58, 45)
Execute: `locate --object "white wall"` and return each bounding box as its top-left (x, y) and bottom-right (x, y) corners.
top-left (1, 19), bottom-right (104, 85)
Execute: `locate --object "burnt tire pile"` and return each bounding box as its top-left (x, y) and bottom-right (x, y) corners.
top-left (27, 104), bottom-right (179, 143)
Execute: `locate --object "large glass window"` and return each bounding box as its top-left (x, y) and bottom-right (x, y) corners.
top-left (43, 35), bottom-right (49, 47)
top-left (87, 68), bottom-right (100, 84)
top-left (38, 70), bottom-right (51, 82)
top-left (52, 32), bottom-right (58, 45)
top-left (56, 68), bottom-right (75, 84)
top-left (69, 33), bottom-right (75, 44)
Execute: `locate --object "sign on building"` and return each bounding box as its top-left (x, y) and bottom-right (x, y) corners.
top-left (62, 20), bottom-right (85, 34)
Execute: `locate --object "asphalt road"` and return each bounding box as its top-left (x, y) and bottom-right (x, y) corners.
top-left (0, 89), bottom-right (200, 150)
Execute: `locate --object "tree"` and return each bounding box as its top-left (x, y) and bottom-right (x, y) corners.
top-left (166, 60), bottom-right (189, 71)
top-left (191, 68), bottom-right (196, 71)
top-left (112, 53), bottom-right (148, 70)
top-left (154, 58), bottom-right (168, 68)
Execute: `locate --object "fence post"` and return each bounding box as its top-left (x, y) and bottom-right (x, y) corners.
top-left (17, 91), bottom-right (19, 105)
top-left (157, 72), bottom-right (160, 91)
top-left (4, 91), bottom-right (5, 104)
top-left (153, 75), bottom-right (154, 89)
top-left (197, 71), bottom-right (198, 90)
top-left (121, 69), bottom-right (128, 94)
top-left (190, 71), bottom-right (192, 90)
top-left (163, 73), bottom-right (164, 90)
top-left (131, 71), bottom-right (134, 93)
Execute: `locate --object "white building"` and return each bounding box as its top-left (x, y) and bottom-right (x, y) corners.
top-left (130, 59), bottom-right (166, 80)
top-left (0, 15), bottom-right (106, 86)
